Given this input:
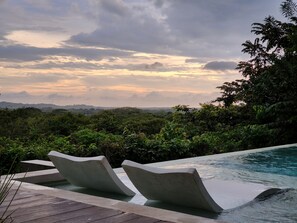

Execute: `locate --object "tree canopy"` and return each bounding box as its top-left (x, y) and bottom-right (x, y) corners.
top-left (216, 0), bottom-right (297, 129)
top-left (217, 1), bottom-right (297, 104)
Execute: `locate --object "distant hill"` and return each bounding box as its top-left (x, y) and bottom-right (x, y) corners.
top-left (0, 101), bottom-right (172, 113)
top-left (0, 101), bottom-right (104, 111)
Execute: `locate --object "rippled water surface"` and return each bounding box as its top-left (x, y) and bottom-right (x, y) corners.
top-left (218, 189), bottom-right (297, 223)
top-left (180, 146), bottom-right (297, 223)
top-left (214, 146), bottom-right (297, 177)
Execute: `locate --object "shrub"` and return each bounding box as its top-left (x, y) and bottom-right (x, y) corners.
top-left (0, 138), bottom-right (25, 173)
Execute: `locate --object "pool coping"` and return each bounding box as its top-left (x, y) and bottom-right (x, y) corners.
top-left (139, 143), bottom-right (297, 169)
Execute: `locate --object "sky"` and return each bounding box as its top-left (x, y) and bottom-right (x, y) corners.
top-left (0, 0), bottom-right (283, 107)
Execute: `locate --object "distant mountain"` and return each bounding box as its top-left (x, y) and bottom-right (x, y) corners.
top-left (0, 101), bottom-right (102, 110)
top-left (0, 101), bottom-right (172, 113)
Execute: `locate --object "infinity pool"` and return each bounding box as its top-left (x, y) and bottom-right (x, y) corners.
top-left (155, 145), bottom-right (296, 184)
top-left (41, 144), bottom-right (297, 223)
top-left (157, 145), bottom-right (297, 222)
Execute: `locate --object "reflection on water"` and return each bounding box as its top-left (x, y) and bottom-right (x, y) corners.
top-left (218, 189), bottom-right (297, 223)
top-left (163, 146), bottom-right (297, 222)
top-left (213, 146), bottom-right (297, 177)
top-left (165, 147), bottom-right (297, 189)
top-left (40, 180), bottom-right (134, 202)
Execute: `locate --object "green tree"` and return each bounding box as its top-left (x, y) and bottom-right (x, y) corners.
top-left (217, 0), bottom-right (297, 109)
top-left (215, 0), bottom-right (297, 143)
top-left (92, 110), bottom-right (121, 133)
top-left (45, 112), bottom-right (88, 136)
top-left (216, 1), bottom-right (297, 124)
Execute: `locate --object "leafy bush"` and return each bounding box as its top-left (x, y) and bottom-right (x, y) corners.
top-left (0, 138), bottom-right (25, 173)
top-left (190, 124), bottom-right (278, 153)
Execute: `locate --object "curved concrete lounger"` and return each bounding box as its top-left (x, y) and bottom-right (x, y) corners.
top-left (122, 160), bottom-right (282, 213)
top-left (48, 151), bottom-right (135, 196)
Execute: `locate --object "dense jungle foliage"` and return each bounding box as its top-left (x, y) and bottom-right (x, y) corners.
top-left (1, 0), bottom-right (297, 172)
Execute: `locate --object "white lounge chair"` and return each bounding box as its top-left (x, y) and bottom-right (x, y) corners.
top-left (122, 160), bottom-right (282, 213)
top-left (48, 151), bottom-right (135, 196)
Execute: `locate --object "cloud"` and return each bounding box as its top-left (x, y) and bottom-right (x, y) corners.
top-left (0, 90), bottom-right (219, 107)
top-left (0, 44), bottom-right (131, 62)
top-left (67, 0), bottom-right (179, 55)
top-left (0, 1), bottom-right (97, 41)
top-left (3, 91), bottom-right (31, 99)
top-left (161, 0), bottom-right (283, 58)
top-left (153, 0), bottom-right (165, 8)
top-left (5, 60), bottom-right (180, 72)
top-left (6, 62), bottom-right (103, 70)
top-left (1, 71), bottom-right (239, 95)
top-left (0, 45), bottom-right (46, 61)
top-left (80, 73), bottom-right (231, 93)
top-left (68, 14), bottom-right (176, 55)
top-left (185, 58), bottom-right (202, 63)
top-left (68, 0), bottom-right (282, 59)
top-left (0, 91), bottom-right (45, 105)
top-left (144, 62), bottom-right (163, 70)
top-left (0, 0), bottom-right (284, 63)
top-left (0, 73), bottom-right (74, 87)
top-left (47, 93), bottom-right (74, 100)
top-left (121, 62), bottom-right (173, 72)
top-left (26, 73), bottom-right (75, 83)
top-left (0, 91), bottom-right (74, 105)
top-left (96, 0), bottom-right (129, 17)
top-left (203, 61), bottom-right (237, 71)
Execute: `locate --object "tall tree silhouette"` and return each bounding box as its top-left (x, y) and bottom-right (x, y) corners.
top-left (216, 0), bottom-right (297, 110)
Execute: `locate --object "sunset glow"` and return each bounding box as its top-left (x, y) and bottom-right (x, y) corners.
top-left (0, 0), bottom-right (282, 107)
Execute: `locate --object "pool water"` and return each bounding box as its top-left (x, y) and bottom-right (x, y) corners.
top-left (218, 189), bottom-right (297, 223)
top-left (42, 144), bottom-right (297, 223)
top-left (148, 145), bottom-right (297, 222)
top-left (163, 146), bottom-right (297, 189)
top-left (213, 146), bottom-right (297, 177)
top-left (202, 146), bottom-right (297, 223)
